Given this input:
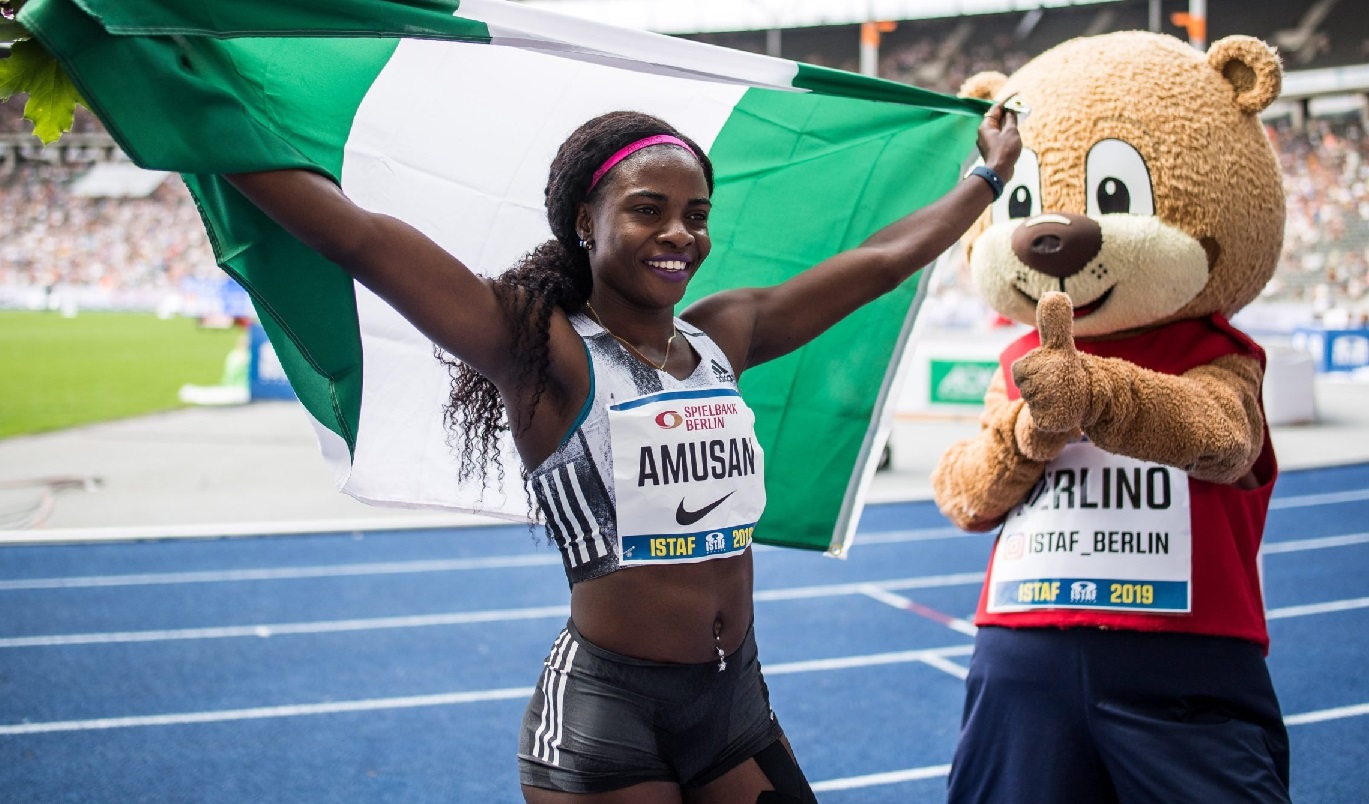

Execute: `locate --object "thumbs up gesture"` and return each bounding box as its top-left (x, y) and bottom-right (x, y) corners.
top-left (1011, 292), bottom-right (1093, 433)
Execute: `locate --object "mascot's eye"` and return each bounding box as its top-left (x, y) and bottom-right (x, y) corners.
top-left (1085, 139), bottom-right (1154, 216)
top-left (1007, 186), bottom-right (1034, 219)
top-left (1096, 178), bottom-right (1131, 214)
top-left (989, 147), bottom-right (1041, 225)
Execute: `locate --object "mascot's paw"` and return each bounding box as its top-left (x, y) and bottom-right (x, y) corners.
top-left (1014, 404), bottom-right (1079, 462)
top-left (1011, 292), bottom-right (1092, 433)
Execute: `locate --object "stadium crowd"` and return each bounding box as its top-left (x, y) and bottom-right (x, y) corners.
top-left (1, 35), bottom-right (1367, 326)
top-left (1268, 118), bottom-right (1369, 324)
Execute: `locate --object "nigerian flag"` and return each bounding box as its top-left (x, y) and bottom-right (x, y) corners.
top-left (21, 0), bottom-right (985, 553)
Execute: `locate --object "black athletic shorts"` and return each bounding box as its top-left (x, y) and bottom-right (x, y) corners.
top-left (518, 619), bottom-right (785, 794)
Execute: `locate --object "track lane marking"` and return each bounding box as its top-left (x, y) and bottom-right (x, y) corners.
top-left (808, 701), bottom-right (1369, 793)
top-left (1261, 531), bottom-right (1369, 554)
top-left (811, 764), bottom-right (952, 792)
top-left (0, 554), bottom-right (562, 590)
top-left (1269, 488), bottom-right (1369, 510)
top-left (1, 572), bottom-right (986, 648)
top-left (1267, 596), bottom-right (1369, 619)
top-left (0, 645), bottom-right (975, 735)
top-left (3, 500), bottom-right (1364, 591)
top-left (9, 571), bottom-right (1369, 649)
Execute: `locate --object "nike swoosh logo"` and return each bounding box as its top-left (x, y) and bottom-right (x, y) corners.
top-left (676, 491), bottom-right (735, 527)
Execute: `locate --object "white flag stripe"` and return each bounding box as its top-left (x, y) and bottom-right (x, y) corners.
top-left (460, 0), bottom-right (801, 91)
top-left (338, 37), bottom-right (747, 516)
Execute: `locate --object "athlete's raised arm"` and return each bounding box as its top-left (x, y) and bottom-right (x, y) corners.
top-left (684, 101), bottom-right (1020, 373)
top-left (225, 170), bottom-right (522, 388)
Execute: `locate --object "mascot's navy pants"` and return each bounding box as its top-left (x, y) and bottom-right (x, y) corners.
top-left (947, 626), bottom-right (1290, 804)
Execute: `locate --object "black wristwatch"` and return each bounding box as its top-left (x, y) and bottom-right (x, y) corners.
top-left (966, 165), bottom-right (1005, 201)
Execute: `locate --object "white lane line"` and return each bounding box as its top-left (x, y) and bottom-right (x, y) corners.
top-left (0, 646), bottom-right (974, 735)
top-left (812, 764), bottom-right (952, 793)
top-left (0, 605), bottom-right (571, 648)
top-left (14, 568), bottom-right (1369, 650)
top-left (0, 687), bottom-right (534, 736)
top-left (753, 572), bottom-right (985, 602)
top-left (1284, 702), bottom-right (1369, 726)
top-left (764, 645), bottom-right (973, 676)
top-left (2, 507), bottom-right (1363, 592)
top-left (855, 527), bottom-right (973, 545)
top-left (1267, 596), bottom-right (1369, 620)
top-left (802, 700), bottom-right (1369, 795)
top-left (918, 654), bottom-right (971, 680)
top-left (1270, 488), bottom-right (1369, 510)
top-left (2, 574), bottom-right (985, 649)
top-left (0, 554), bottom-right (562, 591)
top-left (860, 585), bottom-right (979, 637)
top-left (0, 513), bottom-right (507, 546)
top-left (809, 697), bottom-right (1369, 794)
top-left (1261, 532), bottom-right (1369, 554)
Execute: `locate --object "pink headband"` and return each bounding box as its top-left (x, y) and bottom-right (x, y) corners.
top-left (588, 135), bottom-right (697, 192)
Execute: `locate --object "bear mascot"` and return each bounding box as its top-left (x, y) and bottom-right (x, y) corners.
top-left (931, 32), bottom-right (1292, 802)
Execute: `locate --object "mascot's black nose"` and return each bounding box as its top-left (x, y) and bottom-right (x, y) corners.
top-left (1010, 213), bottom-right (1103, 279)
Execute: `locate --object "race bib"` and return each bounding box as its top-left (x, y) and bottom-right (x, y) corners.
top-left (609, 388), bottom-right (766, 566)
top-left (986, 441), bottom-right (1192, 613)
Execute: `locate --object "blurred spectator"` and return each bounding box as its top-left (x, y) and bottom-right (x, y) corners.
top-left (1266, 118), bottom-right (1369, 323)
top-left (0, 158), bottom-right (220, 310)
top-left (3, 64), bottom-right (1368, 327)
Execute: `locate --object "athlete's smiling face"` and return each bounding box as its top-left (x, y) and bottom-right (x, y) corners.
top-left (577, 147), bottom-right (712, 310)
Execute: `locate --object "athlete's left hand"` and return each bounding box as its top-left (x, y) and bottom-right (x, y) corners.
top-left (977, 97), bottom-right (1022, 184)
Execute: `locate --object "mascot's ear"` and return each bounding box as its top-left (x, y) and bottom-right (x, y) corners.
top-left (1207, 36), bottom-right (1282, 115)
top-left (959, 71), bottom-right (1008, 101)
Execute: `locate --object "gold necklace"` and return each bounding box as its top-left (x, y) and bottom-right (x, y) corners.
top-left (583, 301), bottom-right (678, 371)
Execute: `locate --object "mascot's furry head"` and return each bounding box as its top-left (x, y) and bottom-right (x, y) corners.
top-left (959, 31), bottom-right (1284, 337)
top-left (933, 31), bottom-right (1286, 534)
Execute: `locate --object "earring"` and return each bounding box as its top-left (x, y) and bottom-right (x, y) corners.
top-left (579, 238), bottom-right (594, 251)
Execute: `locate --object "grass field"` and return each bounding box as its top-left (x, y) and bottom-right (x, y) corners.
top-left (0, 312), bottom-right (241, 440)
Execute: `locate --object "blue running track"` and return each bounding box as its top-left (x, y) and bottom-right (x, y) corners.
top-left (2, 463), bottom-right (1368, 802)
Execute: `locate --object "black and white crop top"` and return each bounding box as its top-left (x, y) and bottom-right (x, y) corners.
top-left (529, 313), bottom-right (767, 586)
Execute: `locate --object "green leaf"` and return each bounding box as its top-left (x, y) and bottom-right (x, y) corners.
top-left (0, 19), bottom-right (29, 41)
top-left (0, 38), bottom-right (84, 144)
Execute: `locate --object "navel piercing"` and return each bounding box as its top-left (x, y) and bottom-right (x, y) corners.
top-left (714, 622), bottom-right (727, 673)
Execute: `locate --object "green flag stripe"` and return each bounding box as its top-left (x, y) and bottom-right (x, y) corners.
top-left (24, 0), bottom-right (407, 449)
top-left (691, 87), bottom-right (980, 550)
top-left (794, 62), bottom-right (990, 115)
top-left (67, 0), bottom-right (491, 41)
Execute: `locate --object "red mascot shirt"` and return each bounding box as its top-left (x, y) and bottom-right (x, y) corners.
top-left (973, 315), bottom-right (1278, 651)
